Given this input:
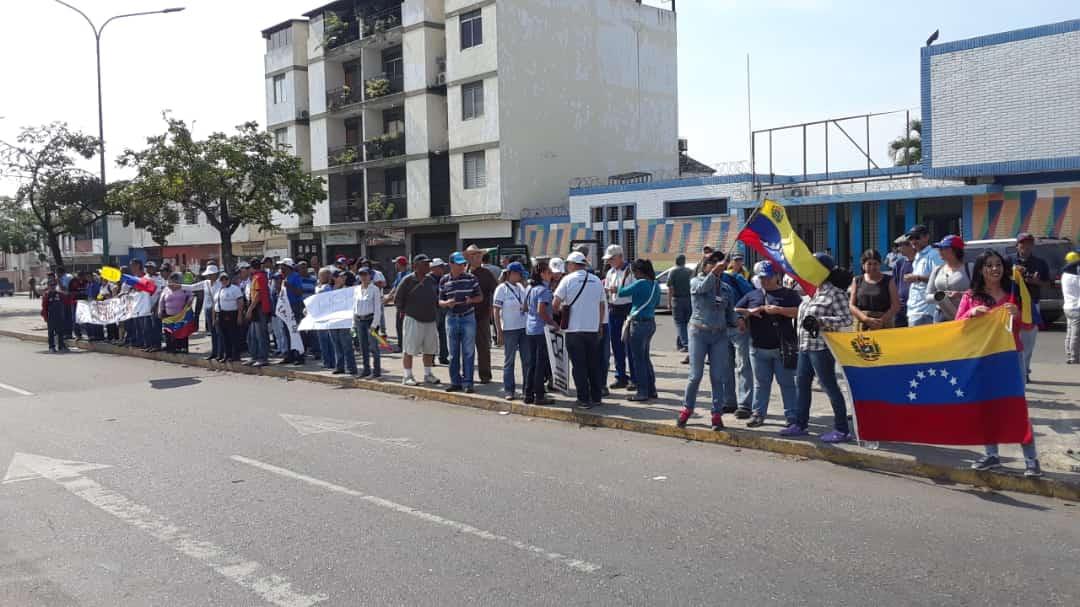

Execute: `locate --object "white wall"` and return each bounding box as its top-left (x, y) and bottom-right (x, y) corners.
top-left (445, 2), bottom-right (498, 82)
top-left (447, 75), bottom-right (500, 148)
top-left (450, 147), bottom-right (501, 216)
top-left (403, 21), bottom-right (447, 92)
top-left (404, 0), bottom-right (446, 25)
top-left (497, 0), bottom-right (678, 217)
top-left (406, 157), bottom-right (431, 219)
top-left (569, 180), bottom-right (746, 224)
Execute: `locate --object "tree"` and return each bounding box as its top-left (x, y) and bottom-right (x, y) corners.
top-left (888, 119), bottom-right (922, 166)
top-left (117, 116), bottom-right (325, 269)
top-left (0, 195), bottom-right (43, 255)
top-left (108, 179), bottom-right (179, 247)
top-left (0, 123), bottom-right (105, 267)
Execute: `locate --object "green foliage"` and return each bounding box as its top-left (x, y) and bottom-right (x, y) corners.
top-left (108, 179), bottom-right (179, 246)
top-left (367, 192), bottom-right (396, 221)
top-left (116, 115), bottom-right (325, 267)
top-left (320, 12), bottom-right (348, 49)
top-left (889, 119), bottom-right (922, 166)
top-left (365, 77), bottom-right (391, 99)
top-left (0, 195), bottom-right (42, 255)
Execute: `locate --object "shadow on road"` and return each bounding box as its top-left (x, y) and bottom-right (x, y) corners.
top-left (149, 377), bottom-right (202, 390)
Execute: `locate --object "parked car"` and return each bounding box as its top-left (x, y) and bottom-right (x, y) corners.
top-left (656, 262), bottom-right (698, 312)
top-left (964, 237), bottom-right (1073, 324)
top-left (0, 278), bottom-right (14, 297)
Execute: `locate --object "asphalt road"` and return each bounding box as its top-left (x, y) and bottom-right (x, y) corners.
top-left (1, 338), bottom-right (1077, 606)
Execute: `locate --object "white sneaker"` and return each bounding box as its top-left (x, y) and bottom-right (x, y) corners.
top-left (423, 374), bottom-right (441, 385)
top-left (402, 377), bottom-right (417, 386)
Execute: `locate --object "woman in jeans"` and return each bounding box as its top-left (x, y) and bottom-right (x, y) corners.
top-left (1063, 251), bottom-right (1079, 364)
top-left (789, 254), bottom-right (854, 442)
top-left (849, 249), bottom-right (899, 331)
top-left (523, 261), bottom-right (556, 405)
top-left (925, 235), bottom-right (970, 323)
top-left (956, 250), bottom-right (1041, 477)
top-left (618, 259), bottom-right (661, 401)
top-left (352, 268), bottom-right (382, 378)
top-left (676, 251), bottom-right (736, 431)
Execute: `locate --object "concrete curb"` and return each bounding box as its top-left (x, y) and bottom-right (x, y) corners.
top-left (3, 328), bottom-right (1077, 502)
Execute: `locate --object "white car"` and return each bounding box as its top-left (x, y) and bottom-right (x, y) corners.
top-left (655, 262), bottom-right (698, 312)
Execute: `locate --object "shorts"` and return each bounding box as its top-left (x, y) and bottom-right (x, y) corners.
top-left (403, 316), bottom-right (438, 356)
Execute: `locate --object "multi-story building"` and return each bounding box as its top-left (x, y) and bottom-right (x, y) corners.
top-left (263, 0), bottom-right (678, 263)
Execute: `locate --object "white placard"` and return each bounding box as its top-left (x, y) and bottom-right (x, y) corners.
top-left (298, 287), bottom-right (357, 331)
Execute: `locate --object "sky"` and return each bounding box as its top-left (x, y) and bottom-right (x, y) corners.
top-left (1, 0), bottom-right (1076, 196)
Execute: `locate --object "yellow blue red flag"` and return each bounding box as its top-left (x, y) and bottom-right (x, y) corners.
top-left (824, 308), bottom-right (1031, 445)
top-left (737, 200), bottom-right (829, 295)
top-left (162, 304), bottom-right (195, 340)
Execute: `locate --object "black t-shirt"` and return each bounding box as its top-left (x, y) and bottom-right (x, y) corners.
top-left (736, 287), bottom-right (801, 350)
top-left (1009, 254), bottom-right (1050, 302)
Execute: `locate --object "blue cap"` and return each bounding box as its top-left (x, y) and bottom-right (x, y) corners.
top-left (449, 251), bottom-right (467, 265)
top-left (754, 260), bottom-right (779, 278)
top-left (506, 261), bottom-right (526, 274)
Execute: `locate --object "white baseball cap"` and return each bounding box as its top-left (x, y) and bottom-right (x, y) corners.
top-left (430, 257), bottom-right (447, 268)
top-left (278, 257), bottom-right (295, 268)
top-left (201, 264), bottom-right (220, 276)
top-left (602, 244), bottom-right (623, 260)
top-left (549, 257), bottom-right (566, 274)
top-left (566, 251), bottom-right (588, 266)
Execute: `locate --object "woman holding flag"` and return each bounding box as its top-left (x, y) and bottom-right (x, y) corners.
top-left (955, 250), bottom-right (1041, 477)
top-left (158, 273), bottom-right (196, 354)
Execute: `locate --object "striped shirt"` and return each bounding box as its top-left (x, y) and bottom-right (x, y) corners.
top-left (797, 281), bottom-right (853, 351)
top-left (438, 272), bottom-right (481, 315)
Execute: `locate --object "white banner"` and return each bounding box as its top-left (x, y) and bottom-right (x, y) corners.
top-left (275, 285), bottom-right (304, 354)
top-left (298, 287), bottom-right (357, 331)
top-left (544, 327), bottom-right (573, 396)
top-left (75, 292), bottom-right (149, 325)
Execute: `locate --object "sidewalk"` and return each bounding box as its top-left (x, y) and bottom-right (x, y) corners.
top-left (2, 294), bottom-right (1078, 500)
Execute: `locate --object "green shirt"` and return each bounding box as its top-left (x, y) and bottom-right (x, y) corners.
top-left (667, 265), bottom-right (692, 298)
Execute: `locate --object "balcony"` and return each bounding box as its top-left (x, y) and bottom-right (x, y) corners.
top-left (323, 4), bottom-right (402, 59)
top-left (367, 193), bottom-right (407, 222)
top-left (327, 85), bottom-right (363, 112)
top-left (328, 144), bottom-right (363, 167)
top-left (365, 74), bottom-right (404, 99)
top-left (360, 5), bottom-right (402, 38)
top-left (364, 133), bottom-right (405, 162)
top-left (329, 196), bottom-right (366, 224)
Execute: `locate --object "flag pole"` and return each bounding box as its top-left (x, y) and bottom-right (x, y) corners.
top-left (725, 199), bottom-right (766, 259)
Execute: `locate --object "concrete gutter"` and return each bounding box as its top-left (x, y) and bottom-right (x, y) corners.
top-left (3, 328), bottom-right (1076, 502)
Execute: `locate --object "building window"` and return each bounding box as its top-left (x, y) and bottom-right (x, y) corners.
top-left (592, 207), bottom-right (604, 223)
top-left (665, 197), bottom-right (728, 218)
top-left (273, 74), bottom-right (287, 104)
top-left (273, 128), bottom-right (288, 150)
top-left (608, 230), bottom-right (620, 246)
top-left (623, 205), bottom-right (636, 220)
top-left (267, 28), bottom-right (291, 50)
top-left (622, 229), bottom-right (637, 261)
top-left (460, 9), bottom-right (482, 49)
top-left (464, 151), bottom-right (486, 189)
top-left (607, 206), bottom-right (620, 221)
top-left (461, 81), bottom-right (484, 120)
top-left (183, 207), bottom-right (199, 225)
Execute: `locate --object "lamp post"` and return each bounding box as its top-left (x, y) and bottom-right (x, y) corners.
top-left (53, 1), bottom-right (185, 266)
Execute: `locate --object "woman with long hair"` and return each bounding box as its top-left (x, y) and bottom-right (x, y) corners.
top-left (955, 249), bottom-right (1041, 477)
top-left (618, 259), bottom-right (661, 401)
top-left (926, 235), bottom-right (970, 322)
top-left (523, 260), bottom-right (556, 405)
top-left (849, 249), bottom-right (899, 331)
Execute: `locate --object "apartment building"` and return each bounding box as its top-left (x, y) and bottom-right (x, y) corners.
top-left (263, 0), bottom-right (678, 263)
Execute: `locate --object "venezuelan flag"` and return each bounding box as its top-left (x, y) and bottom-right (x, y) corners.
top-left (162, 304), bottom-right (196, 340)
top-left (737, 200), bottom-right (829, 295)
top-left (823, 308), bottom-right (1031, 445)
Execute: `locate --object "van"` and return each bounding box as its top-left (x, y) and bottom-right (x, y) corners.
top-left (963, 237), bottom-right (1073, 324)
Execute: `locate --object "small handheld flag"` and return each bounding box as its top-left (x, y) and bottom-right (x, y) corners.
top-left (100, 266), bottom-right (121, 283)
top-left (1010, 265), bottom-right (1034, 326)
top-left (737, 200), bottom-right (829, 295)
top-left (120, 273), bottom-right (158, 295)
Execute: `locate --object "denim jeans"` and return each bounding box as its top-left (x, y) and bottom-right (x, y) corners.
top-left (355, 317), bottom-right (380, 375)
top-left (672, 296), bottom-right (691, 350)
top-left (47, 306), bottom-right (67, 350)
top-left (150, 315), bottom-right (163, 349)
top-left (684, 326), bottom-right (731, 414)
top-left (205, 309), bottom-right (220, 357)
top-left (627, 318), bottom-right (657, 398)
top-left (725, 331), bottom-right (753, 410)
top-left (750, 347), bottom-right (797, 419)
top-left (566, 331), bottom-right (605, 404)
top-left (795, 349), bottom-right (849, 432)
top-left (1065, 308), bottom-right (1080, 363)
top-left (137, 316), bottom-right (154, 348)
top-left (330, 328), bottom-right (357, 374)
top-left (908, 314), bottom-right (934, 327)
top-left (608, 305), bottom-right (633, 383)
top-left (249, 309), bottom-right (270, 362)
top-left (446, 312), bottom-right (477, 388)
top-left (437, 308), bottom-right (449, 361)
top-left (523, 332), bottom-right (549, 400)
top-left (317, 330), bottom-right (336, 369)
top-left (502, 328), bottom-right (530, 395)
top-left (271, 316), bottom-right (288, 356)
top-left (1019, 326), bottom-right (1037, 376)
top-left (985, 434), bottom-right (1037, 466)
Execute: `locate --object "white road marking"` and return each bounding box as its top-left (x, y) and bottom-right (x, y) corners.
top-left (232, 455), bottom-right (602, 574)
top-left (280, 413), bottom-right (416, 448)
top-left (0, 381), bottom-right (33, 396)
top-left (6, 452), bottom-right (327, 607)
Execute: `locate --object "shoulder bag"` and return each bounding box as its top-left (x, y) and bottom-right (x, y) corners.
top-left (559, 274), bottom-right (591, 331)
top-left (622, 282), bottom-right (659, 343)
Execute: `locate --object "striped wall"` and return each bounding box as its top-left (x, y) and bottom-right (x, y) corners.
top-left (970, 186), bottom-right (1079, 241)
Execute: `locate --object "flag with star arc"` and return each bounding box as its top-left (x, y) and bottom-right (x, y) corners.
top-left (824, 308), bottom-right (1031, 445)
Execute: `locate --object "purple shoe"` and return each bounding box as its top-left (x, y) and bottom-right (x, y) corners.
top-left (779, 424), bottom-right (807, 437)
top-left (819, 430), bottom-right (852, 444)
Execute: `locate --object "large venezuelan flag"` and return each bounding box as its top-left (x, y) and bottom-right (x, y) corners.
top-left (824, 308), bottom-right (1031, 445)
top-left (162, 304), bottom-right (196, 340)
top-left (737, 200), bottom-right (829, 295)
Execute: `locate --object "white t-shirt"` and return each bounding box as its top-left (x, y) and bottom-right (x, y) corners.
top-left (554, 269), bottom-right (605, 333)
top-left (605, 264), bottom-right (635, 305)
top-left (493, 282), bottom-right (528, 331)
top-left (215, 285), bottom-right (243, 311)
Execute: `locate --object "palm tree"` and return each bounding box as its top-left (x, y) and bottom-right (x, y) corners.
top-left (888, 119), bottom-right (921, 166)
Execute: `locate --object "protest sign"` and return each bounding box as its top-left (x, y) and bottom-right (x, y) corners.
top-left (298, 287), bottom-right (357, 331)
top-left (75, 292), bottom-right (146, 325)
top-left (276, 285), bottom-right (304, 354)
top-left (544, 326), bottom-right (573, 396)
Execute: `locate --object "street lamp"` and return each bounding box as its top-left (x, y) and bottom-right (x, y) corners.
top-left (53, 1), bottom-right (186, 265)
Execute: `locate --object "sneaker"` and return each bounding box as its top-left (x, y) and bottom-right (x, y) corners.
top-left (423, 374), bottom-right (441, 385)
top-left (627, 394), bottom-right (651, 402)
top-left (1024, 460), bottom-right (1043, 478)
top-left (680, 356), bottom-right (689, 365)
top-left (734, 408), bottom-right (752, 420)
top-left (819, 430), bottom-right (852, 443)
top-left (48, 347), bottom-right (56, 353)
top-left (358, 369), bottom-right (371, 378)
top-left (252, 361), bottom-right (267, 368)
top-left (242, 360), bottom-right (255, 367)
top-left (536, 396), bottom-right (555, 405)
top-left (504, 394), bottom-right (515, 401)
top-left (445, 385), bottom-right (462, 393)
top-left (710, 413), bottom-right (724, 431)
top-left (370, 373), bottom-right (381, 380)
top-left (676, 408), bottom-right (692, 428)
top-left (331, 369), bottom-right (345, 375)
top-left (478, 378), bottom-right (490, 385)
top-left (575, 401), bottom-right (593, 410)
top-left (625, 383), bottom-right (637, 392)
top-left (746, 414), bottom-right (765, 428)
top-left (721, 405), bottom-right (737, 414)
top-left (465, 386), bottom-right (475, 394)
top-left (403, 377), bottom-right (418, 386)
top-left (779, 424), bottom-right (808, 437)
top-left (609, 380), bottom-right (628, 389)
top-left (971, 455), bottom-right (1001, 471)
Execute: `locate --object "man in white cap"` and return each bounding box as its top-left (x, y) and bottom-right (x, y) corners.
top-left (603, 244), bottom-right (636, 390)
top-left (553, 251), bottom-right (607, 408)
top-left (200, 264), bottom-right (222, 361)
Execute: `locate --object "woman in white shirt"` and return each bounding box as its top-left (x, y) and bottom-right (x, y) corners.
top-left (493, 262), bottom-right (529, 400)
top-left (213, 272), bottom-right (245, 362)
top-left (352, 268), bottom-right (383, 378)
top-left (1063, 251), bottom-right (1079, 364)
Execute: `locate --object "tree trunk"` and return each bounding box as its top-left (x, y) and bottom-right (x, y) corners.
top-left (47, 233), bottom-right (64, 269)
top-left (219, 229), bottom-right (235, 272)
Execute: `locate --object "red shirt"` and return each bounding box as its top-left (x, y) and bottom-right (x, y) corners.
top-left (250, 271), bottom-right (271, 314)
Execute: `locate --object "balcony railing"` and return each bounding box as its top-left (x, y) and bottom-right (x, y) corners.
top-left (364, 133), bottom-right (405, 161)
top-left (328, 144), bottom-right (362, 167)
top-left (360, 5), bottom-right (402, 37)
top-left (323, 14), bottom-right (360, 50)
top-left (327, 86), bottom-right (363, 112)
top-left (367, 193), bottom-right (406, 221)
top-left (364, 74), bottom-right (404, 99)
top-left (329, 197), bottom-right (366, 224)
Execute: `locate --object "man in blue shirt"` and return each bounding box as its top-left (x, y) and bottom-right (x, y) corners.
top-left (439, 252), bottom-right (483, 393)
top-left (890, 235), bottom-right (915, 327)
top-left (722, 260), bottom-right (755, 417)
top-left (278, 258), bottom-right (307, 364)
top-left (903, 224), bottom-right (942, 327)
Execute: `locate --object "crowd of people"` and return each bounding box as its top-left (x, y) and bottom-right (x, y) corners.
top-left (32, 227), bottom-right (1079, 477)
